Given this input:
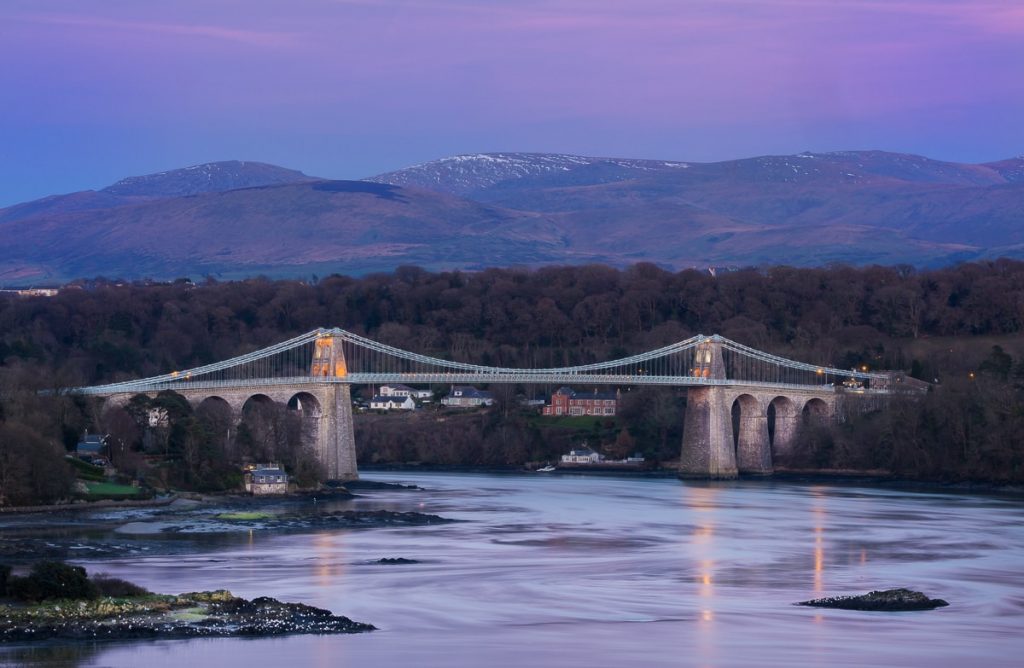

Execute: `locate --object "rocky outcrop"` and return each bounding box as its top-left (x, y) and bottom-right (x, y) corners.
top-left (798, 588), bottom-right (949, 611)
top-left (0, 590), bottom-right (374, 642)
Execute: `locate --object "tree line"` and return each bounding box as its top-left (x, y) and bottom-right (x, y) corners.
top-left (1, 260), bottom-right (1023, 504)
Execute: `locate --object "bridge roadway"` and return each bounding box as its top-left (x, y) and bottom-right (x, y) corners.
top-left (82, 332), bottom-right (894, 481)
top-left (86, 373), bottom-right (856, 392)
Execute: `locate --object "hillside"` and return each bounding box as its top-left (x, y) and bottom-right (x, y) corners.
top-left (1, 151), bottom-right (1022, 281)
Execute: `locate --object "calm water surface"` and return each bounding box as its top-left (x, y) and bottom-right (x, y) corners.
top-left (4, 472), bottom-right (1023, 667)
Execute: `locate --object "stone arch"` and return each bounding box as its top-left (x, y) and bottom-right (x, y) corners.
top-left (195, 395), bottom-right (235, 423)
top-left (241, 393), bottom-right (276, 415)
top-left (732, 393), bottom-right (770, 474)
top-left (287, 392), bottom-right (322, 418)
top-left (802, 398), bottom-right (830, 427)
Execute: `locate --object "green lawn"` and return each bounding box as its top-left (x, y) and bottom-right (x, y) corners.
top-left (83, 481), bottom-right (141, 498)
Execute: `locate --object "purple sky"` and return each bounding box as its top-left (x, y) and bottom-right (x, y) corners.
top-left (2, 0), bottom-right (1022, 205)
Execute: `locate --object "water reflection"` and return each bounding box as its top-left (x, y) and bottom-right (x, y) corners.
top-left (811, 488), bottom-right (827, 594)
top-left (687, 486), bottom-right (718, 664)
top-left (315, 532), bottom-right (343, 588)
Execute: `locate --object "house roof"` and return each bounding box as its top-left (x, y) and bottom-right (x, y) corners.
top-left (371, 395), bottom-right (412, 403)
top-left (382, 384), bottom-right (413, 391)
top-left (568, 448), bottom-right (597, 456)
top-left (450, 386), bottom-right (493, 398)
top-left (252, 468), bottom-right (286, 477)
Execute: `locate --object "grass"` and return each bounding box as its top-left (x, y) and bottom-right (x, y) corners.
top-left (216, 511), bottom-right (272, 521)
top-left (83, 481), bottom-right (141, 498)
top-left (65, 456), bottom-right (106, 481)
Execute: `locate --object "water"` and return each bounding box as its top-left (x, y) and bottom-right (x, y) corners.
top-left (4, 473), bottom-right (1024, 667)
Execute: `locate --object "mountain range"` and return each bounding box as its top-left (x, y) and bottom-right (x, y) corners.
top-left (2, 152), bottom-right (1022, 282)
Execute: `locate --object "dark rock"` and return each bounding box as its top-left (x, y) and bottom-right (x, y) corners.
top-left (798, 588), bottom-right (949, 611)
top-left (375, 558), bottom-right (418, 565)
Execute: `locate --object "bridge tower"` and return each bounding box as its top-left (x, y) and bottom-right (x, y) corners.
top-left (310, 333), bottom-right (357, 481)
top-left (680, 338), bottom-right (739, 479)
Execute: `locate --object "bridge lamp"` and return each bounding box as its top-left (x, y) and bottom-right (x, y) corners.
top-left (969, 372), bottom-right (976, 380)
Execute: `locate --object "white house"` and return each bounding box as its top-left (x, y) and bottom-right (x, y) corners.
top-left (441, 386), bottom-right (495, 407)
top-left (244, 465), bottom-right (288, 495)
top-left (561, 448), bottom-right (605, 464)
top-left (370, 395), bottom-right (416, 411)
top-left (379, 384), bottom-right (433, 399)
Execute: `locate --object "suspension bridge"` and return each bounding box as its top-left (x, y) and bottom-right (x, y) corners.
top-left (70, 328), bottom-right (911, 480)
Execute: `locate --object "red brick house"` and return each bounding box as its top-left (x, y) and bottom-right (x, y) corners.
top-left (542, 387), bottom-right (619, 417)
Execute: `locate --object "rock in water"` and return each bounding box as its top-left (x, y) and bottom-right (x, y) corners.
top-left (798, 588), bottom-right (949, 611)
top-left (375, 557), bottom-right (418, 565)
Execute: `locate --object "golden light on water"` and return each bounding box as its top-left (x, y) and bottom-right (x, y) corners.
top-left (314, 533), bottom-right (343, 587)
top-left (688, 487), bottom-right (718, 629)
top-left (811, 492), bottom-right (827, 594)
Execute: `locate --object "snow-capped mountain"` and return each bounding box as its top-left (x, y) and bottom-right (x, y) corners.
top-left (366, 152), bottom-right (688, 196)
top-left (1, 150), bottom-right (1022, 282)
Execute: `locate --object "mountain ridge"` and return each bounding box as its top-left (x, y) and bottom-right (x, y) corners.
top-left (2, 150), bottom-right (1021, 282)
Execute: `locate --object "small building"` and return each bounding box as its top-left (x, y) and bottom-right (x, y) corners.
top-left (244, 465), bottom-right (288, 495)
top-left (441, 386), bottom-right (495, 407)
top-left (76, 433), bottom-right (107, 460)
top-left (369, 395), bottom-right (416, 411)
top-left (543, 387), bottom-right (619, 417)
top-left (561, 448), bottom-right (604, 464)
top-left (379, 384), bottom-right (432, 400)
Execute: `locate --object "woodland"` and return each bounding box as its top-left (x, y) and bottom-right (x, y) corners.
top-left (1, 260), bottom-right (1023, 505)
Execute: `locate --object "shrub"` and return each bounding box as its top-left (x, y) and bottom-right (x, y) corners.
top-left (0, 564), bottom-right (10, 597)
top-left (7, 561), bottom-right (98, 602)
top-left (90, 574), bottom-right (151, 598)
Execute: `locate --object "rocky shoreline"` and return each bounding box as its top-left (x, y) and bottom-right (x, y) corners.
top-left (0, 589), bottom-right (374, 642)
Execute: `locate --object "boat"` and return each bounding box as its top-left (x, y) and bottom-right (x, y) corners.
top-left (536, 465), bottom-right (556, 472)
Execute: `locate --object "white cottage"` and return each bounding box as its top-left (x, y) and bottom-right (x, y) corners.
top-left (370, 395), bottom-right (416, 411)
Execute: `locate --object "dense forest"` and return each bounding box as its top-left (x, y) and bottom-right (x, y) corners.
top-left (2, 260), bottom-right (1023, 504)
